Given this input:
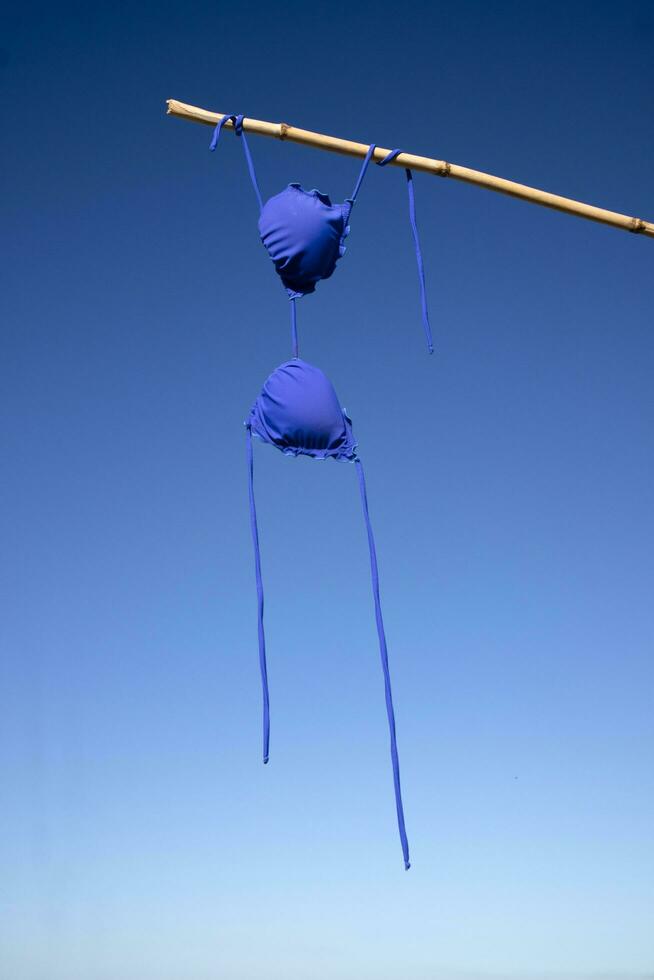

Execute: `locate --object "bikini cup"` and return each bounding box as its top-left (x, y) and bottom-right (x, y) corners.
top-left (248, 358), bottom-right (356, 459)
top-left (211, 114), bottom-right (434, 354)
top-left (258, 184), bottom-right (352, 300)
top-left (246, 357), bottom-right (411, 870)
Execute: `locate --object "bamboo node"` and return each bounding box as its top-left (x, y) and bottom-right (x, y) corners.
top-left (279, 122), bottom-right (291, 141)
top-left (629, 217), bottom-right (646, 234)
top-left (439, 161), bottom-right (451, 178)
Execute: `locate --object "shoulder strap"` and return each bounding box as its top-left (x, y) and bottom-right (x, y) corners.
top-left (210, 114), bottom-right (264, 214)
top-left (347, 144), bottom-right (377, 205)
top-left (355, 457), bottom-right (411, 870)
top-left (377, 149), bottom-right (434, 354)
top-left (246, 424), bottom-right (270, 764)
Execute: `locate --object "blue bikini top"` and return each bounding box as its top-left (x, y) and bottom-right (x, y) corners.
top-left (211, 114), bottom-right (434, 354)
top-left (210, 114), bottom-right (415, 869)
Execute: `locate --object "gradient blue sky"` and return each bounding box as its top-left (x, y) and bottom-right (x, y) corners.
top-left (2, 2), bottom-right (654, 978)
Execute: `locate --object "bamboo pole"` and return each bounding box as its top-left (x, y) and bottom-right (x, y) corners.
top-left (166, 99), bottom-right (654, 240)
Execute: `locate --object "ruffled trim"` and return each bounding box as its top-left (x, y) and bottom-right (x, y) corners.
top-left (339, 201), bottom-right (353, 258)
top-left (245, 406), bottom-right (358, 463)
top-left (287, 183), bottom-right (333, 206)
top-left (273, 438), bottom-right (357, 462)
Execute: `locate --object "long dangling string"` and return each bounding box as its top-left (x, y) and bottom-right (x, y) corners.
top-left (377, 149), bottom-right (434, 354)
top-left (406, 168), bottom-right (433, 353)
top-left (290, 297), bottom-right (299, 359)
top-left (246, 425), bottom-right (270, 764)
top-left (347, 144), bottom-right (377, 205)
top-left (210, 113), bottom-right (264, 214)
top-left (355, 458), bottom-right (410, 870)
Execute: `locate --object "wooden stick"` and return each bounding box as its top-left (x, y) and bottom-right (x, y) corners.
top-left (166, 99), bottom-right (654, 239)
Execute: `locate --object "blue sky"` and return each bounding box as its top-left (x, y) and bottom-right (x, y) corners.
top-left (2, 1), bottom-right (653, 978)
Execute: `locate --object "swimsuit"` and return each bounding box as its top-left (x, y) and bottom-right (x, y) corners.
top-left (211, 113), bottom-right (434, 868)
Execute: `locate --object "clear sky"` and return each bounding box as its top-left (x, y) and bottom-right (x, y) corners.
top-left (2, 2), bottom-right (653, 978)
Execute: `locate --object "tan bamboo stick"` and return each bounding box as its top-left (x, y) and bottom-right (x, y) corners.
top-left (166, 99), bottom-right (654, 239)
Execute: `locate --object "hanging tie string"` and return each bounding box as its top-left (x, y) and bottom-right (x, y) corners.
top-left (210, 113), bottom-right (264, 214)
top-left (355, 457), bottom-right (411, 870)
top-left (246, 425), bottom-right (270, 764)
top-left (377, 149), bottom-right (434, 355)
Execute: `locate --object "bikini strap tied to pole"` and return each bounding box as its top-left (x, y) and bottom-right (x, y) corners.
top-left (347, 144), bottom-right (377, 206)
top-left (377, 148), bottom-right (434, 354)
top-left (210, 113), bottom-right (264, 214)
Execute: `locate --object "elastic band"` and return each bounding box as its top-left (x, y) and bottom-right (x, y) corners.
top-left (290, 297), bottom-right (298, 359)
top-left (355, 458), bottom-right (410, 870)
top-left (246, 425), bottom-right (270, 764)
top-left (347, 144), bottom-right (377, 205)
top-left (210, 114), bottom-right (264, 214)
top-left (377, 149), bottom-right (434, 354)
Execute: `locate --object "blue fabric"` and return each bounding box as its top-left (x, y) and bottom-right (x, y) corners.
top-left (258, 185), bottom-right (351, 299)
top-left (245, 358), bottom-right (410, 869)
top-left (377, 149), bottom-right (434, 354)
top-left (258, 144), bottom-right (377, 299)
top-left (248, 359), bottom-right (357, 461)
